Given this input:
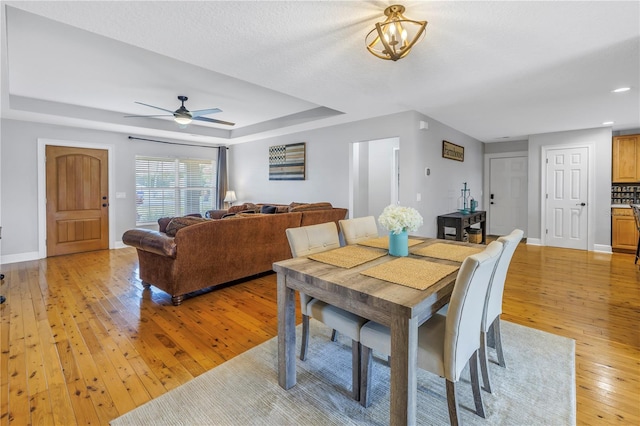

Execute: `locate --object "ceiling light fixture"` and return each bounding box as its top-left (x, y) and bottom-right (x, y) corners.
top-left (612, 87), bottom-right (630, 93)
top-left (365, 4), bottom-right (427, 61)
top-left (602, 121), bottom-right (614, 125)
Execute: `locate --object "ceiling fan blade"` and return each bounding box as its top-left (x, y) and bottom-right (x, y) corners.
top-left (191, 108), bottom-right (222, 117)
top-left (193, 116), bottom-right (236, 126)
top-left (124, 114), bottom-right (173, 118)
top-left (134, 101), bottom-right (175, 114)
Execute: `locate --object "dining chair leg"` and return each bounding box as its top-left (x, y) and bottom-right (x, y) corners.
top-left (300, 315), bottom-right (310, 361)
top-left (469, 350), bottom-right (486, 418)
top-left (331, 329), bottom-right (338, 342)
top-left (479, 330), bottom-right (492, 393)
top-left (351, 340), bottom-right (361, 400)
top-left (494, 317), bottom-right (506, 367)
top-left (486, 321), bottom-right (496, 349)
top-left (445, 380), bottom-right (460, 426)
top-left (359, 345), bottom-right (373, 407)
top-left (635, 237), bottom-right (639, 264)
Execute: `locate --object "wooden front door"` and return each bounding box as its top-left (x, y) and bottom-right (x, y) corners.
top-left (46, 145), bottom-right (109, 256)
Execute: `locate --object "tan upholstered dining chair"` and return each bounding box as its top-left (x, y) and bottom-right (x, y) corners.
top-left (285, 222), bottom-right (368, 400)
top-left (339, 216), bottom-right (379, 245)
top-left (631, 204), bottom-right (640, 265)
top-left (478, 229), bottom-right (523, 393)
top-left (358, 241), bottom-right (504, 426)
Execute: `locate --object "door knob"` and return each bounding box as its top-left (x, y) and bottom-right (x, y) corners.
top-left (576, 202), bottom-right (586, 206)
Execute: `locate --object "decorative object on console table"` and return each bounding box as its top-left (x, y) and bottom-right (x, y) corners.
top-left (437, 210), bottom-right (487, 244)
top-left (457, 182), bottom-right (471, 213)
top-left (378, 204), bottom-right (423, 257)
top-left (269, 142), bottom-right (306, 180)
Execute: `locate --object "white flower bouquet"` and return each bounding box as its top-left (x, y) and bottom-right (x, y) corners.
top-left (378, 204), bottom-right (423, 235)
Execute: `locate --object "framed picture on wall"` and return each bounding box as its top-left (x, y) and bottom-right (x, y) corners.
top-left (269, 142), bottom-right (306, 180)
top-left (442, 140), bottom-right (464, 162)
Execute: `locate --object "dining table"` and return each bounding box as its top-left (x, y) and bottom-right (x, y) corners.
top-left (273, 237), bottom-right (485, 426)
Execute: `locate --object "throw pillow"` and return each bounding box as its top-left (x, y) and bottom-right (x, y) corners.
top-left (260, 205), bottom-right (277, 214)
top-left (228, 204), bottom-right (249, 214)
top-left (165, 216), bottom-right (208, 237)
top-left (158, 217), bottom-right (173, 233)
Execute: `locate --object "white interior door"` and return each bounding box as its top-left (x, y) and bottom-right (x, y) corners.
top-left (545, 147), bottom-right (589, 249)
top-left (489, 156), bottom-right (528, 236)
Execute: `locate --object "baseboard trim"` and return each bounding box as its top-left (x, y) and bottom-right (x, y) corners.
top-left (526, 238), bottom-right (542, 246)
top-left (593, 244), bottom-right (612, 253)
top-left (1, 251), bottom-right (41, 265)
top-left (114, 241), bottom-right (128, 249)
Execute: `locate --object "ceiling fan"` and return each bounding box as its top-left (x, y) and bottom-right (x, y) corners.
top-left (125, 95), bottom-right (235, 126)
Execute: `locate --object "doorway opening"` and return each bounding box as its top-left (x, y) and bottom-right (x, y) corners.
top-left (350, 137), bottom-right (399, 234)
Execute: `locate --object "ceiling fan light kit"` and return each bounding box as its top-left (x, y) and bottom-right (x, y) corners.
top-left (366, 4), bottom-right (427, 61)
top-left (125, 95), bottom-right (235, 127)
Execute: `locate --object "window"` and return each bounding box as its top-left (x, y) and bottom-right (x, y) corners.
top-left (135, 156), bottom-right (217, 225)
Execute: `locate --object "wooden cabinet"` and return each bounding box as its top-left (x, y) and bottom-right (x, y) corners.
top-left (611, 208), bottom-right (638, 252)
top-left (612, 135), bottom-right (640, 182)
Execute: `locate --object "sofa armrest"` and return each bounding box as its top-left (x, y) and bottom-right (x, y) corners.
top-left (122, 228), bottom-right (177, 258)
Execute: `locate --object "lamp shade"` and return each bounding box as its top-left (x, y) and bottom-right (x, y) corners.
top-left (223, 190), bottom-right (237, 204)
top-left (365, 4), bottom-right (427, 61)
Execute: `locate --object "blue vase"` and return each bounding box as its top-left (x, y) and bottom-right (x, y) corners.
top-left (389, 230), bottom-right (409, 257)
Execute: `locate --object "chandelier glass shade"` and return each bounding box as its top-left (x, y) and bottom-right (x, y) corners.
top-left (365, 5), bottom-right (427, 61)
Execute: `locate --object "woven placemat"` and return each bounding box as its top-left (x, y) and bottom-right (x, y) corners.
top-left (358, 236), bottom-right (423, 249)
top-left (412, 243), bottom-right (484, 262)
top-left (308, 245), bottom-right (387, 269)
top-left (360, 257), bottom-right (459, 290)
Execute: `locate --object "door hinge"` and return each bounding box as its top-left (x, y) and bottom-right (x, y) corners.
top-left (545, 194), bottom-right (548, 199)
top-left (545, 229), bottom-right (548, 234)
top-left (546, 158), bottom-right (549, 164)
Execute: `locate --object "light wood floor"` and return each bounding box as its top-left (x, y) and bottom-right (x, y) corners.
top-left (1, 243), bottom-right (638, 425)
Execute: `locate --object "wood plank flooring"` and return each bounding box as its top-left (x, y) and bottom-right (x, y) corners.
top-left (0, 243), bottom-right (638, 425)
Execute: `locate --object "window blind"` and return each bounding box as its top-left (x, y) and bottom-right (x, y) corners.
top-left (135, 156), bottom-right (217, 225)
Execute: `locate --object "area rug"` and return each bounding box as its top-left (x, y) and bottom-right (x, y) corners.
top-left (111, 321), bottom-right (576, 425)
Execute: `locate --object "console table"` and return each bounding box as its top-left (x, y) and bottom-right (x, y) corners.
top-left (437, 210), bottom-right (487, 244)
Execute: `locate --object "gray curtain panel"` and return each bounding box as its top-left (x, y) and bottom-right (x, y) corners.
top-left (216, 147), bottom-right (228, 209)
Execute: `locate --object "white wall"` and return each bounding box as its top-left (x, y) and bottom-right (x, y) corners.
top-left (527, 127), bottom-right (612, 247)
top-left (229, 111), bottom-right (484, 238)
top-left (0, 118), bottom-right (219, 262)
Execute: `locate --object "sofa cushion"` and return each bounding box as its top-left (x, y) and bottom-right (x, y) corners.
top-left (260, 205), bottom-right (277, 214)
top-left (166, 216), bottom-right (209, 236)
top-left (289, 202), bottom-right (333, 212)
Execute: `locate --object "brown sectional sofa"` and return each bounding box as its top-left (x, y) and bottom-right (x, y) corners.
top-left (122, 205), bottom-right (348, 305)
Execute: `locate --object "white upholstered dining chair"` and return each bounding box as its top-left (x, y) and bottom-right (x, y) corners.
top-left (285, 222), bottom-right (368, 400)
top-left (339, 216), bottom-right (379, 245)
top-left (358, 241), bottom-right (504, 425)
top-left (478, 229), bottom-right (524, 393)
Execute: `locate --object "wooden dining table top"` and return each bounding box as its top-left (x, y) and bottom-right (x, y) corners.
top-left (273, 237), bottom-right (481, 326)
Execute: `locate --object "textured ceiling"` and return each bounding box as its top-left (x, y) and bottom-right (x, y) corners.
top-left (1, 1), bottom-right (639, 145)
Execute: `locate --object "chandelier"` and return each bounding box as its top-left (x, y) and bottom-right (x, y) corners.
top-left (365, 4), bottom-right (427, 61)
